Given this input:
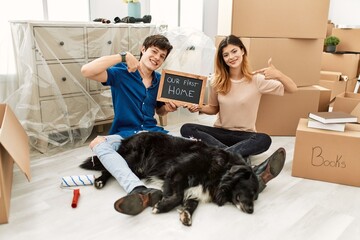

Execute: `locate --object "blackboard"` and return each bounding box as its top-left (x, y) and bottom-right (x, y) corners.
top-left (157, 69), bottom-right (207, 106)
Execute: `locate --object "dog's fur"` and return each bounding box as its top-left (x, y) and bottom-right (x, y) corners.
top-left (80, 132), bottom-right (259, 226)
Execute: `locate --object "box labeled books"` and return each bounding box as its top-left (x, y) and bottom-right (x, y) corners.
top-left (292, 118), bottom-right (360, 187)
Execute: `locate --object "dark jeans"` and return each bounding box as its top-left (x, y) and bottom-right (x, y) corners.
top-left (180, 123), bottom-right (271, 159)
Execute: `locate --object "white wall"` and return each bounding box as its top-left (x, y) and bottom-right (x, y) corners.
top-left (89, 0), bottom-right (360, 39)
top-left (217, 0), bottom-right (232, 35)
top-left (203, 0), bottom-right (218, 40)
top-left (328, 0), bottom-right (360, 26)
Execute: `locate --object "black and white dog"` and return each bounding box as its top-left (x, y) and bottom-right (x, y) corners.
top-left (80, 132), bottom-right (259, 226)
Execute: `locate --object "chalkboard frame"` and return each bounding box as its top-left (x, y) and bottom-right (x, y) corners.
top-left (157, 69), bottom-right (207, 106)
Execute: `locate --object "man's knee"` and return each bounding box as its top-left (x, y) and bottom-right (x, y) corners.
top-left (89, 136), bottom-right (106, 149)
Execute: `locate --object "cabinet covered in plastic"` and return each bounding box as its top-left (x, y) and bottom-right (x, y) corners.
top-left (9, 21), bottom-right (157, 153)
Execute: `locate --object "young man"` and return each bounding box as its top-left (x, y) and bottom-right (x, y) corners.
top-left (81, 34), bottom-right (176, 216)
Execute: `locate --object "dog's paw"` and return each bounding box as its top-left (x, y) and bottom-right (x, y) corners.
top-left (152, 202), bottom-right (166, 214)
top-left (94, 179), bottom-right (104, 189)
top-left (152, 206), bottom-right (160, 214)
top-left (178, 209), bottom-right (192, 226)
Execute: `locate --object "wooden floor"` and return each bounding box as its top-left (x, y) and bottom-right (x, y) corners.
top-left (1, 112), bottom-right (360, 240)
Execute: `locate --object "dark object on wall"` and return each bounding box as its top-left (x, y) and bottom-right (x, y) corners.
top-left (93, 18), bottom-right (111, 24)
top-left (114, 15), bottom-right (152, 24)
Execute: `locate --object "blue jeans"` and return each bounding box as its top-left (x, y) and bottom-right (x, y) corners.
top-left (180, 123), bottom-right (271, 159)
top-left (91, 135), bottom-right (144, 193)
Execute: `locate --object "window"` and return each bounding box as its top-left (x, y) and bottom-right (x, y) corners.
top-left (150, 0), bottom-right (203, 31)
top-left (0, 0), bottom-right (89, 101)
top-left (47, 0), bottom-right (89, 21)
top-left (150, 0), bottom-right (179, 28)
top-left (0, 0), bottom-right (43, 74)
top-left (1, 0), bottom-right (89, 75)
top-left (180, 0), bottom-right (203, 31)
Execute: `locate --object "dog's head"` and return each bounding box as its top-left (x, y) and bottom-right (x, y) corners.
top-left (215, 165), bottom-right (259, 214)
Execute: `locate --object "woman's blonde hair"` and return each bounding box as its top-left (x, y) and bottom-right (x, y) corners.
top-left (212, 35), bottom-right (253, 94)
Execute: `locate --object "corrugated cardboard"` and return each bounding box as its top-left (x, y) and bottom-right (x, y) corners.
top-left (320, 70), bottom-right (343, 81)
top-left (231, 0), bottom-right (330, 39)
top-left (319, 79), bottom-right (346, 101)
top-left (0, 104), bottom-right (31, 224)
top-left (326, 21), bottom-right (334, 37)
top-left (215, 36), bottom-right (323, 87)
top-left (351, 103), bottom-right (360, 123)
top-left (332, 28), bottom-right (360, 53)
top-left (321, 52), bottom-right (360, 79)
top-left (345, 77), bottom-right (359, 93)
top-left (292, 118), bottom-right (360, 187)
top-left (315, 85), bottom-right (332, 112)
top-left (332, 92), bottom-right (360, 113)
top-left (256, 86), bottom-right (331, 136)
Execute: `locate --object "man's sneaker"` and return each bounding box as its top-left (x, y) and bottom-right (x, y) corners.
top-left (114, 186), bottom-right (163, 216)
top-left (253, 147), bottom-right (286, 192)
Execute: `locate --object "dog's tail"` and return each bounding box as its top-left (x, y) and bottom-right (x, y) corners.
top-left (79, 155), bottom-right (105, 171)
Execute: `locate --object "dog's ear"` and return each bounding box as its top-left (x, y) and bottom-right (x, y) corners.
top-left (214, 188), bottom-right (229, 206)
top-left (213, 151), bottom-right (228, 167)
top-left (229, 165), bottom-right (253, 178)
top-left (229, 165), bottom-right (244, 174)
top-left (214, 167), bottom-right (236, 206)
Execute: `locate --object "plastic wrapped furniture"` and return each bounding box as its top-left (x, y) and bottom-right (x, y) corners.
top-left (9, 21), bottom-right (159, 153)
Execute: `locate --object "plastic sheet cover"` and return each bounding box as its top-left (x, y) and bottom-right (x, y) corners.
top-left (7, 22), bottom-right (215, 154)
top-left (7, 21), bottom-right (159, 154)
top-left (160, 27), bottom-right (216, 125)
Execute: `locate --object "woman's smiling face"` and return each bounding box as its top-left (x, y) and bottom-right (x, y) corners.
top-left (222, 44), bottom-right (244, 69)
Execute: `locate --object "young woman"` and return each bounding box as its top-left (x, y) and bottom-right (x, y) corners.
top-left (181, 35), bottom-right (298, 190)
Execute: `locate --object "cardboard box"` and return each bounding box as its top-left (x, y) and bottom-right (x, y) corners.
top-left (315, 85), bottom-right (332, 112)
top-left (319, 79), bottom-right (346, 101)
top-left (332, 28), bottom-right (360, 53)
top-left (292, 118), bottom-right (360, 187)
top-left (320, 70), bottom-right (343, 81)
top-left (326, 21), bottom-right (334, 37)
top-left (332, 92), bottom-right (360, 113)
top-left (351, 103), bottom-right (360, 123)
top-left (345, 77), bottom-right (359, 93)
top-left (0, 104), bottom-right (31, 224)
top-left (231, 0), bottom-right (330, 38)
top-left (321, 52), bottom-right (360, 79)
top-left (215, 36), bottom-right (323, 87)
top-left (256, 86), bottom-right (331, 136)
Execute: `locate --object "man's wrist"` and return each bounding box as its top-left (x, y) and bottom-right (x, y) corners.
top-left (119, 51), bottom-right (127, 62)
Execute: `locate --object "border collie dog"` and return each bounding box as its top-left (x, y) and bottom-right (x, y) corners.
top-left (80, 132), bottom-right (259, 226)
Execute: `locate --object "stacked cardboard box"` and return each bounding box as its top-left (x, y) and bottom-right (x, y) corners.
top-left (320, 52), bottom-right (360, 94)
top-left (326, 21), bottom-right (335, 38)
top-left (231, 0), bottom-right (330, 39)
top-left (256, 86), bottom-right (331, 135)
top-left (292, 77), bottom-right (360, 187)
top-left (332, 28), bottom-right (360, 53)
top-left (319, 70), bottom-right (347, 102)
